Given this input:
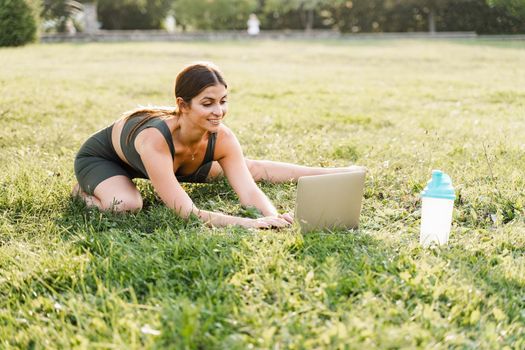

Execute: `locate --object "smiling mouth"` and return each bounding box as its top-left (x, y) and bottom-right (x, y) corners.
top-left (208, 119), bottom-right (221, 125)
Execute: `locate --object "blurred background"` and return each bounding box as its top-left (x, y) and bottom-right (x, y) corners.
top-left (2, 0), bottom-right (525, 46)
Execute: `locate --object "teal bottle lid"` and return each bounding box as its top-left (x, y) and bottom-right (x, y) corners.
top-left (421, 170), bottom-right (456, 200)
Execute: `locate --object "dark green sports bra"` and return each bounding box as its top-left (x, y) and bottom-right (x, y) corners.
top-left (120, 116), bottom-right (217, 183)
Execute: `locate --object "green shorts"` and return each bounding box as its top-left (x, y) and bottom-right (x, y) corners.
top-left (74, 125), bottom-right (143, 195)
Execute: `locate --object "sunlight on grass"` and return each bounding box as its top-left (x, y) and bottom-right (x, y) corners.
top-left (0, 40), bottom-right (524, 348)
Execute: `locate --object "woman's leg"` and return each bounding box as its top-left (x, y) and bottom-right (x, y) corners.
top-left (245, 159), bottom-right (366, 183)
top-left (72, 182), bottom-right (103, 208)
top-left (206, 159), bottom-right (366, 183)
top-left (207, 161), bottom-right (225, 181)
top-left (72, 175), bottom-right (143, 212)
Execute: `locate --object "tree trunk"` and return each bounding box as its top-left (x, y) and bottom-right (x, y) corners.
top-left (305, 8), bottom-right (314, 32)
top-left (428, 9), bottom-right (436, 34)
top-left (83, 2), bottom-right (99, 33)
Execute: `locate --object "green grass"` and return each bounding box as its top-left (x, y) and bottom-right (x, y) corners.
top-left (0, 39), bottom-right (524, 349)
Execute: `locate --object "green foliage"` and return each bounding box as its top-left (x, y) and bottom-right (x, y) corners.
top-left (41, 0), bottom-right (84, 33)
top-left (0, 0), bottom-right (37, 47)
top-left (262, 0), bottom-right (333, 30)
top-left (436, 0), bottom-right (525, 34)
top-left (320, 0), bottom-right (525, 33)
top-left (97, 0), bottom-right (172, 30)
top-left (258, 0), bottom-right (525, 33)
top-left (488, 0), bottom-right (525, 17)
top-left (36, 0), bottom-right (525, 33)
top-left (1, 40), bottom-right (525, 348)
top-left (174, 0), bottom-right (257, 30)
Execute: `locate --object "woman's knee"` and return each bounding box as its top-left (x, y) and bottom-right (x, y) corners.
top-left (207, 161), bottom-right (224, 181)
top-left (101, 194), bottom-right (143, 212)
top-left (245, 158), bottom-right (266, 181)
top-left (93, 175), bottom-right (142, 212)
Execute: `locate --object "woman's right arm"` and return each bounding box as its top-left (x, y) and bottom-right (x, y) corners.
top-left (136, 129), bottom-right (286, 229)
top-left (195, 209), bottom-right (290, 228)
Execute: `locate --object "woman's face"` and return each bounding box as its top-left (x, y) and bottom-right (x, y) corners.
top-left (184, 84), bottom-right (228, 132)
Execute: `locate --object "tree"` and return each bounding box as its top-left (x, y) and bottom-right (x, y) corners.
top-left (487, 0), bottom-right (525, 17)
top-left (408, 0), bottom-right (451, 33)
top-left (41, 0), bottom-right (84, 32)
top-left (438, 0), bottom-right (525, 33)
top-left (174, 0), bottom-right (257, 30)
top-left (0, 0), bottom-right (37, 46)
top-left (318, 0), bottom-right (525, 34)
top-left (97, 0), bottom-right (172, 30)
top-left (263, 0), bottom-right (335, 31)
top-left (318, 0), bottom-right (425, 33)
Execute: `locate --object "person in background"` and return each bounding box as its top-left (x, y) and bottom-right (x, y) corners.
top-left (247, 13), bottom-right (260, 36)
top-left (73, 62), bottom-right (365, 229)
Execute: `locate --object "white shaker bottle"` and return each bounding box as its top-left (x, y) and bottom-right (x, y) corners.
top-left (420, 170), bottom-right (456, 247)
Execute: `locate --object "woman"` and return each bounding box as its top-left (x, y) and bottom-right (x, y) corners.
top-left (73, 62), bottom-right (364, 229)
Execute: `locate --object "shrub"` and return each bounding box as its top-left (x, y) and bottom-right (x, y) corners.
top-left (174, 0), bottom-right (257, 30)
top-left (0, 0), bottom-right (37, 47)
top-left (97, 0), bottom-right (172, 30)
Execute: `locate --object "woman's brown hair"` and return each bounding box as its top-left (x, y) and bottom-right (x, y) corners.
top-left (125, 62), bottom-right (227, 144)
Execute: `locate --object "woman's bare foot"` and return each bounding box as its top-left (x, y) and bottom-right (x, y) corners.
top-left (347, 165), bottom-right (367, 173)
top-left (72, 183), bottom-right (82, 197)
top-left (71, 182), bottom-right (103, 209)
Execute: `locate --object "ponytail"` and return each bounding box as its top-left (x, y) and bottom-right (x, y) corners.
top-left (123, 107), bottom-right (177, 145)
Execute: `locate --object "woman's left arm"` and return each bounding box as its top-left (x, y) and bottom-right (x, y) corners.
top-left (216, 127), bottom-right (278, 217)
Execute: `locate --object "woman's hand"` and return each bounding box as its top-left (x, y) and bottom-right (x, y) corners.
top-left (278, 212), bottom-right (294, 224)
top-left (246, 216), bottom-right (291, 229)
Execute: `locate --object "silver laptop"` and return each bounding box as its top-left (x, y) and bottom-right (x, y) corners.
top-left (295, 171), bottom-right (366, 233)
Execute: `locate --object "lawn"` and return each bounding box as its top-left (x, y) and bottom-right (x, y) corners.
top-left (0, 39), bottom-right (524, 349)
